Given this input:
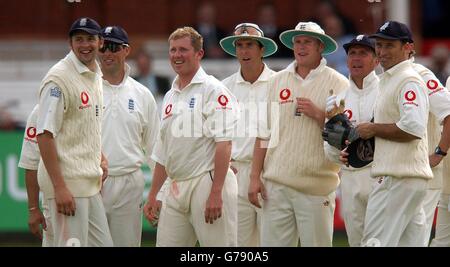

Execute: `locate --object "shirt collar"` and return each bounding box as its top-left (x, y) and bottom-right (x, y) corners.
top-left (285, 58), bottom-right (327, 81)
top-left (68, 50), bottom-right (102, 76)
top-left (236, 63), bottom-right (272, 84)
top-left (172, 67), bottom-right (207, 92)
top-left (382, 59), bottom-right (412, 78)
top-left (102, 63), bottom-right (131, 88)
top-left (349, 71), bottom-right (379, 94)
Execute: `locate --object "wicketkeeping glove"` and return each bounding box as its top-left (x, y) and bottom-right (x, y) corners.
top-left (322, 113), bottom-right (359, 150)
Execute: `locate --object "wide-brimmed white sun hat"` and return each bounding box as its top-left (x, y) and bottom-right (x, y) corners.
top-left (279, 21), bottom-right (337, 55)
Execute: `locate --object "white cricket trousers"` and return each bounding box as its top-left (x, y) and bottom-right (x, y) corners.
top-left (156, 169), bottom-right (238, 247)
top-left (232, 161), bottom-right (261, 247)
top-left (261, 180), bottom-right (336, 247)
top-left (41, 197), bottom-right (54, 247)
top-left (101, 169), bottom-right (145, 247)
top-left (422, 188), bottom-right (440, 246)
top-left (361, 176), bottom-right (427, 247)
top-left (49, 193), bottom-right (113, 247)
top-left (339, 167), bottom-right (375, 247)
top-left (430, 193), bottom-right (450, 247)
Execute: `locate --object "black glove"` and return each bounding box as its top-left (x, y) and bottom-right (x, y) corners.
top-left (322, 113), bottom-right (359, 150)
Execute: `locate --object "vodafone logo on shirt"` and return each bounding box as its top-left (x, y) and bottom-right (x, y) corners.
top-left (279, 88), bottom-right (293, 104)
top-left (216, 94), bottom-right (232, 110)
top-left (163, 104), bottom-right (173, 120)
top-left (403, 90), bottom-right (418, 106)
top-left (218, 95), bottom-right (228, 107)
top-left (79, 91), bottom-right (92, 109)
top-left (427, 79), bottom-right (444, 96)
top-left (427, 80), bottom-right (438, 90)
top-left (25, 127), bottom-right (37, 143)
top-left (344, 109), bottom-right (353, 120)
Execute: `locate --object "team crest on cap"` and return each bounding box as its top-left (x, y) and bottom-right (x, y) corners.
top-left (380, 22), bottom-right (390, 31)
top-left (80, 18), bottom-right (87, 27)
top-left (356, 35), bottom-right (364, 41)
top-left (105, 26), bottom-right (113, 35)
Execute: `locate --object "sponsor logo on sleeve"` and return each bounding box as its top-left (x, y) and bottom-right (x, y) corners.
top-left (403, 90), bottom-right (418, 106)
top-left (25, 127), bottom-right (37, 143)
top-left (427, 79), bottom-right (444, 96)
top-left (50, 87), bottom-right (61, 98)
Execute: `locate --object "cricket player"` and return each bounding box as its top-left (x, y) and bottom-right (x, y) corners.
top-left (99, 26), bottom-right (159, 246)
top-left (36, 17), bottom-right (113, 247)
top-left (143, 27), bottom-right (239, 246)
top-left (410, 59), bottom-right (450, 246)
top-left (248, 21), bottom-right (349, 247)
top-left (18, 105), bottom-right (54, 246)
top-left (353, 21), bottom-right (432, 247)
top-left (220, 23), bottom-right (277, 246)
top-left (324, 35), bottom-right (379, 247)
top-left (431, 77), bottom-right (450, 247)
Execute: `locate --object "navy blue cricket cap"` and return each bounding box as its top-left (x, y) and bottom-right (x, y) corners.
top-left (69, 17), bottom-right (101, 37)
top-left (369, 21), bottom-right (413, 43)
top-left (343, 34), bottom-right (375, 54)
top-left (101, 26), bottom-right (129, 45)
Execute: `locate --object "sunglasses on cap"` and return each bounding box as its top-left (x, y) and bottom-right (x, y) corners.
top-left (233, 23), bottom-right (263, 37)
top-left (99, 42), bottom-right (129, 53)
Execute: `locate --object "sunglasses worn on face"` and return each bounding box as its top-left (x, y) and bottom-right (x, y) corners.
top-left (233, 23), bottom-right (263, 37)
top-left (99, 42), bottom-right (128, 53)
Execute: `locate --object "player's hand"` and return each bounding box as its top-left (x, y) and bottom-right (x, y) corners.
top-left (356, 122), bottom-right (375, 140)
top-left (339, 141), bottom-right (350, 167)
top-left (28, 209), bottom-right (47, 240)
top-left (429, 153), bottom-right (444, 168)
top-left (248, 176), bottom-right (267, 209)
top-left (296, 97), bottom-right (321, 118)
top-left (100, 157), bottom-right (108, 183)
top-left (55, 185), bottom-right (76, 216)
top-left (205, 191), bottom-right (222, 224)
top-left (144, 195), bottom-right (161, 227)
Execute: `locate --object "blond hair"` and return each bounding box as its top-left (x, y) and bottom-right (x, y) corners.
top-left (168, 27), bottom-right (203, 51)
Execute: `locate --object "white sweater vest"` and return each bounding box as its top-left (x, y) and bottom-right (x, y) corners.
top-left (371, 62), bottom-right (433, 180)
top-left (38, 53), bottom-right (103, 198)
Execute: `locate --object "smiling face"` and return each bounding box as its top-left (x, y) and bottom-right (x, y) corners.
top-left (347, 45), bottom-right (378, 81)
top-left (98, 41), bottom-right (130, 75)
top-left (235, 38), bottom-right (264, 67)
top-left (375, 38), bottom-right (412, 70)
top-left (70, 31), bottom-right (102, 68)
top-left (293, 35), bottom-right (324, 68)
top-left (169, 36), bottom-right (203, 78)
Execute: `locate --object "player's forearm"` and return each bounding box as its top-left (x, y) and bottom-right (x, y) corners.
top-left (148, 162), bottom-right (168, 199)
top-left (372, 123), bottom-right (419, 142)
top-left (211, 141), bottom-right (232, 194)
top-left (313, 109), bottom-right (326, 128)
top-left (438, 115), bottom-right (450, 152)
top-left (250, 138), bottom-right (267, 181)
top-left (36, 131), bottom-right (66, 189)
top-left (24, 170), bottom-right (40, 209)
